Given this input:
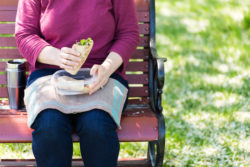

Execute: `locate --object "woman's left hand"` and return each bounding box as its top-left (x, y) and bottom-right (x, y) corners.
top-left (89, 64), bottom-right (112, 95)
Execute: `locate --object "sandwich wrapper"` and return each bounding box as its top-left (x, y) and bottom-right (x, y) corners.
top-left (65, 38), bottom-right (94, 75)
top-left (51, 38), bottom-right (96, 95)
top-left (51, 68), bottom-right (97, 95)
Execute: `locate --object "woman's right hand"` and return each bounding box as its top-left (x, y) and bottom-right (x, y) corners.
top-left (37, 46), bottom-right (81, 70)
top-left (59, 47), bottom-right (81, 71)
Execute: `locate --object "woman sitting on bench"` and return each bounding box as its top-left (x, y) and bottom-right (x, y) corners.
top-left (15, 0), bottom-right (139, 166)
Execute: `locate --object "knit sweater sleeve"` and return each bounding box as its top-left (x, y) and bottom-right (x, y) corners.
top-left (15, 0), bottom-right (50, 68)
top-left (110, 0), bottom-right (139, 73)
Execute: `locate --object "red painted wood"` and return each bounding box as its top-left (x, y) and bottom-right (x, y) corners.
top-left (0, 74), bottom-right (6, 85)
top-left (128, 97), bottom-right (150, 105)
top-left (0, 24), bottom-right (14, 34)
top-left (0, 114), bottom-right (33, 142)
top-left (0, 98), bottom-right (151, 106)
top-left (0, 0), bottom-right (18, 6)
top-left (0, 10), bottom-right (16, 22)
top-left (132, 49), bottom-right (150, 59)
top-left (139, 24), bottom-right (150, 34)
top-left (0, 73), bottom-right (148, 85)
top-left (0, 36), bottom-right (148, 47)
top-left (134, 0), bottom-right (150, 12)
top-left (0, 6), bottom-right (17, 11)
top-left (0, 0), bottom-right (149, 12)
top-left (0, 62), bottom-right (7, 71)
top-left (0, 107), bottom-right (158, 142)
top-left (126, 62), bottom-right (148, 72)
top-left (0, 49), bottom-right (21, 59)
top-left (0, 61), bottom-right (149, 72)
top-left (0, 10), bottom-right (149, 23)
top-left (0, 86), bottom-right (149, 98)
top-left (0, 49), bottom-right (149, 60)
top-left (0, 37), bottom-right (16, 47)
top-left (0, 158), bottom-right (150, 167)
top-left (0, 96), bottom-right (150, 106)
top-left (129, 86), bottom-right (149, 97)
top-left (127, 74), bottom-right (148, 84)
top-left (138, 36), bottom-right (149, 47)
top-left (0, 24), bottom-right (149, 35)
top-left (137, 11), bottom-right (150, 22)
top-left (0, 87), bottom-right (8, 98)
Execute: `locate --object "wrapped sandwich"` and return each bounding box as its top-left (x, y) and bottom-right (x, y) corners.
top-left (56, 76), bottom-right (90, 93)
top-left (51, 68), bottom-right (97, 95)
top-left (65, 38), bottom-right (94, 75)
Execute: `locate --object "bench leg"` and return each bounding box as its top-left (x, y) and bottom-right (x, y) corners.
top-left (147, 113), bottom-right (165, 167)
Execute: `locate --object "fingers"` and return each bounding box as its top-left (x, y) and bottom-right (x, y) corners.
top-left (90, 64), bottom-right (98, 76)
top-left (89, 79), bottom-right (108, 95)
top-left (61, 47), bottom-right (80, 57)
top-left (59, 47), bottom-right (81, 70)
top-left (61, 52), bottom-right (81, 65)
top-left (89, 65), bottom-right (110, 95)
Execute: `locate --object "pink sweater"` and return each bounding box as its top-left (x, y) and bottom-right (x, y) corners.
top-left (15, 0), bottom-right (139, 79)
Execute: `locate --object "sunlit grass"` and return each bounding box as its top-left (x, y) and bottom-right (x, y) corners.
top-left (158, 0), bottom-right (249, 166)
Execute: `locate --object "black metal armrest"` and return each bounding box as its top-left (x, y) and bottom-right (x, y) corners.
top-left (156, 57), bottom-right (167, 89)
top-left (149, 46), bottom-right (167, 113)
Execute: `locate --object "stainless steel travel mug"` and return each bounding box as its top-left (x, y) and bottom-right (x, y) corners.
top-left (6, 60), bottom-right (26, 110)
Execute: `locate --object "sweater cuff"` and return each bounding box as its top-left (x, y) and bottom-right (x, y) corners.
top-left (31, 42), bottom-right (50, 68)
top-left (110, 43), bottom-right (134, 73)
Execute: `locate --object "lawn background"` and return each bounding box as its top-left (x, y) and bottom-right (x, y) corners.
top-left (1, 0), bottom-right (250, 166)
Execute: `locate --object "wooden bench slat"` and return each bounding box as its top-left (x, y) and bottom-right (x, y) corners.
top-left (0, 86), bottom-right (149, 98)
top-left (134, 0), bottom-right (150, 12)
top-left (0, 0), bottom-right (18, 6)
top-left (0, 10), bottom-right (16, 22)
top-left (128, 97), bottom-right (149, 105)
top-left (0, 10), bottom-right (149, 22)
top-left (0, 73), bottom-right (149, 85)
top-left (126, 62), bottom-right (148, 72)
top-left (127, 74), bottom-right (148, 84)
top-left (0, 97), bottom-right (150, 106)
top-left (0, 23), bottom-right (149, 35)
top-left (0, 107), bottom-right (158, 142)
top-left (0, 48), bottom-right (149, 60)
top-left (0, 23), bottom-right (14, 34)
top-left (0, 37), bottom-right (16, 47)
top-left (0, 62), bottom-right (6, 71)
top-left (0, 61), bottom-right (149, 72)
top-left (0, 158), bottom-right (151, 167)
top-left (0, 75), bottom-right (5, 85)
top-left (0, 0), bottom-right (150, 12)
top-left (0, 95), bottom-right (149, 105)
top-left (0, 36), bottom-right (149, 47)
top-left (0, 49), bottom-right (20, 59)
top-left (132, 49), bottom-right (149, 59)
top-left (138, 36), bottom-right (149, 47)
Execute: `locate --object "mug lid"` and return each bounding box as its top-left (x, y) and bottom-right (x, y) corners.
top-left (7, 59), bottom-right (26, 69)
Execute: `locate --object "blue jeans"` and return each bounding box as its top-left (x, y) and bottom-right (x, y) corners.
top-left (27, 69), bottom-right (129, 167)
top-left (32, 109), bottom-right (120, 167)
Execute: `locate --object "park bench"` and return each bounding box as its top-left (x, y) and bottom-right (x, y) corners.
top-left (0, 0), bottom-right (166, 166)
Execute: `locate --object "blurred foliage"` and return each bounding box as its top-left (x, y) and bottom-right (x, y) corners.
top-left (156, 0), bottom-right (249, 166)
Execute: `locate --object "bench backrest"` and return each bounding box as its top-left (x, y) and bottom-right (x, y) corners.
top-left (0, 0), bottom-right (152, 106)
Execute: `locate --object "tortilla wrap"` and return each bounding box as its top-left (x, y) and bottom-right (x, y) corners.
top-left (65, 39), bottom-right (94, 75)
top-left (56, 76), bottom-right (90, 92)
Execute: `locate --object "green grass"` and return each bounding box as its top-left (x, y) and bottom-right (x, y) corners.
top-left (156, 0), bottom-right (249, 166)
top-left (1, 0), bottom-right (250, 166)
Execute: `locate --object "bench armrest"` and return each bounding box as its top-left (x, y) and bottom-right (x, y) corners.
top-left (149, 45), bottom-right (167, 113)
top-left (147, 0), bottom-right (167, 114)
